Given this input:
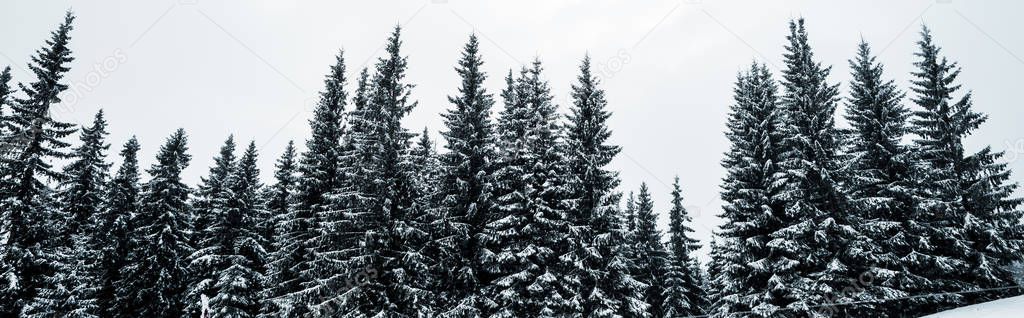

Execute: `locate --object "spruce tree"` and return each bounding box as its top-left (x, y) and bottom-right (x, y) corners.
top-left (24, 110), bottom-right (110, 318)
top-left (0, 12), bottom-right (78, 317)
top-left (186, 135), bottom-right (238, 317)
top-left (275, 51), bottom-right (347, 316)
top-left (662, 177), bottom-right (703, 317)
top-left (563, 55), bottom-right (645, 317)
top-left (774, 18), bottom-right (871, 316)
top-left (482, 62), bottom-right (575, 317)
top-left (259, 141), bottom-right (296, 318)
top-left (909, 26), bottom-right (1024, 310)
top-left (21, 235), bottom-right (100, 318)
top-left (429, 34), bottom-right (496, 316)
top-left (58, 110), bottom-right (111, 238)
top-left (712, 63), bottom-right (787, 317)
top-left (632, 183), bottom-right (669, 316)
top-left (333, 26), bottom-right (433, 316)
top-left (117, 128), bottom-right (192, 317)
top-left (209, 141), bottom-right (266, 318)
top-left (843, 40), bottom-right (930, 315)
top-left (412, 127), bottom-right (440, 200)
top-left (99, 137), bottom-right (141, 318)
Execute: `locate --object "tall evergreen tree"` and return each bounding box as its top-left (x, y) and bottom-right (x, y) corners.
top-left (909, 26), bottom-right (1024, 310)
top-left (774, 18), bottom-right (871, 316)
top-left (117, 129), bottom-right (192, 317)
top-left (273, 51), bottom-right (347, 317)
top-left (843, 40), bottom-right (930, 315)
top-left (186, 135), bottom-right (238, 317)
top-left (482, 62), bottom-right (575, 317)
top-left (24, 110), bottom-right (111, 318)
top-left (632, 183), bottom-right (669, 316)
top-left (429, 34), bottom-right (496, 317)
top-left (259, 141), bottom-right (296, 318)
top-left (334, 26), bottom-right (433, 316)
top-left (563, 55), bottom-right (645, 317)
top-left (209, 141), bottom-right (266, 318)
top-left (712, 63), bottom-right (787, 317)
top-left (662, 177), bottom-right (703, 317)
top-left (58, 110), bottom-right (111, 237)
top-left (0, 12), bottom-right (78, 316)
top-left (99, 137), bottom-right (142, 318)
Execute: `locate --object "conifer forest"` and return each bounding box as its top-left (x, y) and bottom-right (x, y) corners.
top-left (1, 6), bottom-right (1023, 318)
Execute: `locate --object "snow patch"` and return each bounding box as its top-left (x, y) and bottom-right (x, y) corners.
top-left (922, 295), bottom-right (1024, 317)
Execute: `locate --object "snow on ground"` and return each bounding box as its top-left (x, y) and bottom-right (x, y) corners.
top-left (922, 295), bottom-right (1024, 317)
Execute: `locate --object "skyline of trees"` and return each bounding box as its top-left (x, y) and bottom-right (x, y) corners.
top-left (1, 10), bottom-right (1021, 318)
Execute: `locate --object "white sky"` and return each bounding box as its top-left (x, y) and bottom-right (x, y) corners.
top-left (4, 0), bottom-right (1024, 259)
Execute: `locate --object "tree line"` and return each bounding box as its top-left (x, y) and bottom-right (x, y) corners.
top-left (0, 11), bottom-right (1021, 318)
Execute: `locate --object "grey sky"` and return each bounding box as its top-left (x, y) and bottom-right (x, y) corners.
top-left (4, 0), bottom-right (1023, 258)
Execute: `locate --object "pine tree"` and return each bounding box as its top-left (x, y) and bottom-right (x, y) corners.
top-left (662, 177), bottom-right (703, 317)
top-left (209, 141), bottom-right (266, 318)
top-left (0, 12), bottom-right (78, 317)
top-left (429, 34), bottom-right (496, 317)
top-left (481, 61), bottom-right (575, 317)
top-left (275, 51), bottom-right (347, 317)
top-left (774, 18), bottom-right (872, 316)
top-left (186, 135), bottom-right (238, 317)
top-left (117, 128), bottom-right (192, 317)
top-left (259, 141), bottom-right (296, 317)
top-left (335, 25), bottom-right (434, 317)
top-left (58, 110), bottom-right (111, 238)
top-left (99, 137), bottom-right (141, 318)
top-left (909, 26), bottom-right (1024, 310)
top-left (632, 183), bottom-right (669, 316)
top-left (21, 235), bottom-right (100, 318)
top-left (712, 63), bottom-right (787, 317)
top-left (24, 110), bottom-right (111, 318)
top-left (412, 127), bottom-right (440, 200)
top-left (843, 40), bottom-right (930, 315)
top-left (563, 55), bottom-right (645, 317)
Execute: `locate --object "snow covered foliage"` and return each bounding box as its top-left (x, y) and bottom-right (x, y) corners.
top-left (2, 11), bottom-right (1022, 318)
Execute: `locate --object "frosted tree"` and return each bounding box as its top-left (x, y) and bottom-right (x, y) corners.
top-left (909, 26), bottom-right (1024, 310)
top-left (23, 110), bottom-right (110, 318)
top-left (843, 40), bottom-right (929, 315)
top-left (274, 51), bottom-right (347, 317)
top-left (775, 18), bottom-right (871, 316)
top-left (481, 61), bottom-right (575, 317)
top-left (57, 110), bottom-right (111, 236)
top-left (117, 129), bottom-right (192, 317)
top-left (427, 34), bottom-right (496, 316)
top-left (334, 26), bottom-right (434, 316)
top-left (631, 183), bottom-right (668, 316)
top-left (0, 12), bottom-right (78, 317)
top-left (209, 141), bottom-right (266, 318)
top-left (662, 177), bottom-right (703, 317)
top-left (411, 126), bottom-right (440, 201)
top-left (98, 137), bottom-right (141, 318)
top-left (21, 235), bottom-right (100, 318)
top-left (563, 55), bottom-right (646, 317)
top-left (712, 63), bottom-right (787, 317)
top-left (186, 135), bottom-right (238, 317)
top-left (258, 140), bottom-right (296, 317)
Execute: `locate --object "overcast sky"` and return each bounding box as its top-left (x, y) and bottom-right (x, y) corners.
top-left (4, 0), bottom-right (1024, 258)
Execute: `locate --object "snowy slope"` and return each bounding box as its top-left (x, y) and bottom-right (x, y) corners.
top-left (922, 295), bottom-right (1024, 317)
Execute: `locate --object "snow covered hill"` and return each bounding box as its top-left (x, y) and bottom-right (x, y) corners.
top-left (922, 295), bottom-right (1024, 317)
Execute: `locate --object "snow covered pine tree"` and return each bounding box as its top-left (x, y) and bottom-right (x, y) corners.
top-left (0, 12), bottom-right (78, 317)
